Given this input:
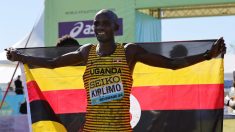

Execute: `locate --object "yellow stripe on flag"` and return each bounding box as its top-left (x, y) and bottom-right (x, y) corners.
top-left (25, 65), bottom-right (85, 91)
top-left (24, 64), bottom-right (35, 82)
top-left (25, 58), bottom-right (223, 91)
top-left (133, 58), bottom-right (223, 86)
top-left (32, 121), bottom-right (67, 132)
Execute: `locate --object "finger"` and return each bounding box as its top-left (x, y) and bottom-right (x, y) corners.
top-left (222, 46), bottom-right (227, 54)
top-left (217, 37), bottom-right (223, 42)
top-left (216, 38), bottom-right (222, 45)
top-left (5, 48), bottom-right (13, 51)
top-left (6, 49), bottom-right (12, 54)
top-left (215, 38), bottom-right (224, 49)
top-left (220, 40), bottom-right (225, 49)
top-left (216, 37), bottom-right (223, 43)
top-left (220, 37), bottom-right (224, 43)
top-left (9, 47), bottom-right (15, 51)
top-left (7, 53), bottom-right (12, 58)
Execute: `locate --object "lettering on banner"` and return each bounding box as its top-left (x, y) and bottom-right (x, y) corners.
top-left (58, 18), bottom-right (123, 38)
top-left (69, 22), bottom-right (94, 37)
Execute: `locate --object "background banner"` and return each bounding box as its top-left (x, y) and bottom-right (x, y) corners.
top-left (45, 0), bottom-right (135, 46)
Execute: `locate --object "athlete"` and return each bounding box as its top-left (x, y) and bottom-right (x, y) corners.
top-left (6, 9), bottom-right (225, 131)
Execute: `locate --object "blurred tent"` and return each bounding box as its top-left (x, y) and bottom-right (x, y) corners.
top-left (0, 12), bottom-right (44, 85)
top-left (0, 9), bottom-right (44, 132)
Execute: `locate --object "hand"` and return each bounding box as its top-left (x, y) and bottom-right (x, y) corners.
top-left (5, 48), bottom-right (23, 62)
top-left (208, 37), bottom-right (226, 58)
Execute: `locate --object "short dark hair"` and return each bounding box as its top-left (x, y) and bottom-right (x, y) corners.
top-left (95, 9), bottom-right (119, 30)
top-left (56, 35), bottom-right (80, 47)
top-left (170, 45), bottom-right (188, 58)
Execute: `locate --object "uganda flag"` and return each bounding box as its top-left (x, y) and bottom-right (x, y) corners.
top-left (20, 40), bottom-right (224, 132)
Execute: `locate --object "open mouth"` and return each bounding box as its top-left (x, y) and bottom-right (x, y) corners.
top-left (97, 32), bottom-right (105, 35)
top-left (96, 32), bottom-right (107, 39)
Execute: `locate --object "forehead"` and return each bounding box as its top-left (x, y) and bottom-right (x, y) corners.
top-left (94, 13), bottom-right (115, 22)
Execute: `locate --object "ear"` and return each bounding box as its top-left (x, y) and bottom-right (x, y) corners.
top-left (114, 23), bottom-right (119, 31)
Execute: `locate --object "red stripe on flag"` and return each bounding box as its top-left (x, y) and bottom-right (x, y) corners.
top-left (27, 80), bottom-right (87, 114)
top-left (27, 81), bottom-right (47, 102)
top-left (43, 89), bottom-right (87, 114)
top-left (131, 84), bottom-right (224, 110)
top-left (27, 81), bottom-right (223, 113)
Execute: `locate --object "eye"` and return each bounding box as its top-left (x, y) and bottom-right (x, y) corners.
top-left (103, 21), bottom-right (111, 26)
top-left (94, 21), bottom-right (99, 26)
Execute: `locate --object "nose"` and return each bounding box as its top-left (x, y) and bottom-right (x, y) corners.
top-left (95, 24), bottom-right (105, 31)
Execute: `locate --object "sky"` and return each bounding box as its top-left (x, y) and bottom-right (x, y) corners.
top-left (162, 16), bottom-right (235, 54)
top-left (0, 1), bottom-right (234, 83)
top-left (0, 0), bottom-right (44, 52)
top-left (0, 0), bottom-right (235, 54)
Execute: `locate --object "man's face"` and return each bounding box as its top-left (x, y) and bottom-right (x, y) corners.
top-left (93, 13), bottom-right (116, 42)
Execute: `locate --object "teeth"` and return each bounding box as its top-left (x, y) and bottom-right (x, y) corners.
top-left (98, 32), bottom-right (105, 35)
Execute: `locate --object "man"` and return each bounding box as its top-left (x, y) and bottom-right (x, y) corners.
top-left (56, 35), bottom-right (80, 47)
top-left (225, 71), bottom-right (235, 110)
top-left (14, 75), bottom-right (23, 94)
top-left (6, 9), bottom-right (225, 131)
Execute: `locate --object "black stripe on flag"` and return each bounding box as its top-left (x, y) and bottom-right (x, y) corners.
top-left (30, 100), bottom-right (61, 123)
top-left (58, 113), bottom-right (86, 132)
top-left (133, 109), bottom-right (223, 132)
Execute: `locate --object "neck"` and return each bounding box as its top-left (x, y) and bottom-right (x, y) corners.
top-left (97, 41), bottom-right (116, 56)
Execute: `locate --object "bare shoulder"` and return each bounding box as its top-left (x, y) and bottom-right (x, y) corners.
top-left (77, 43), bottom-right (93, 61)
top-left (124, 43), bottom-right (146, 54)
top-left (124, 43), bottom-right (138, 49)
top-left (78, 43), bottom-right (93, 51)
top-left (77, 43), bottom-right (93, 54)
top-left (124, 43), bottom-right (148, 71)
top-left (124, 43), bottom-right (138, 53)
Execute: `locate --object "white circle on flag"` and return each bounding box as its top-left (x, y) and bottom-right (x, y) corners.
top-left (130, 94), bottom-right (141, 128)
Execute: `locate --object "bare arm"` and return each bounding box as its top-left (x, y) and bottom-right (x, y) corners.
top-left (125, 37), bottom-right (225, 70)
top-left (6, 44), bottom-right (92, 68)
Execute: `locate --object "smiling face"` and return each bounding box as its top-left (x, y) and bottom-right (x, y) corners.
top-left (93, 10), bottom-right (119, 43)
